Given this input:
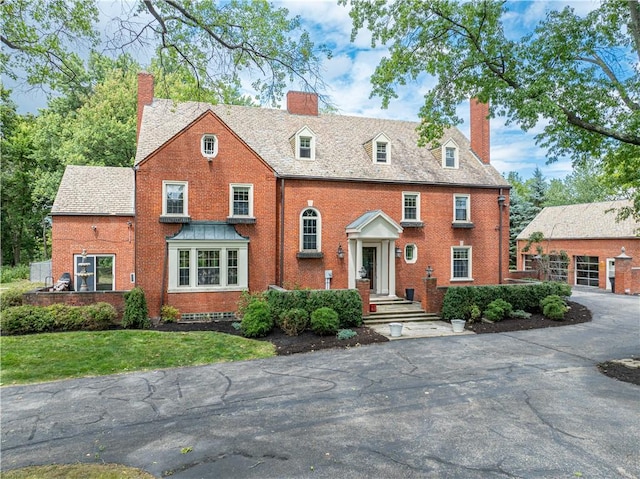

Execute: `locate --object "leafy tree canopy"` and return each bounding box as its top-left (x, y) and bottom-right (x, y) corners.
top-left (342, 0), bottom-right (640, 215)
top-left (1, 0), bottom-right (329, 104)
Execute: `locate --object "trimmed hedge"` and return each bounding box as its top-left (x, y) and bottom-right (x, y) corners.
top-left (240, 300), bottom-right (274, 338)
top-left (310, 307), bottom-right (340, 336)
top-left (0, 302), bottom-right (118, 335)
top-left (441, 282), bottom-right (571, 320)
top-left (265, 289), bottom-right (362, 328)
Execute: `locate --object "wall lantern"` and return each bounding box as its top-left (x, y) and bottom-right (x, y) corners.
top-left (337, 244), bottom-right (344, 259)
top-left (497, 195), bottom-right (506, 205)
top-left (426, 265), bottom-right (433, 278)
top-left (395, 246), bottom-right (402, 258)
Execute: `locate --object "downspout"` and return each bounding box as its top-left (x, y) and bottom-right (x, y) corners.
top-left (498, 188), bottom-right (506, 284)
top-left (279, 177), bottom-right (285, 287)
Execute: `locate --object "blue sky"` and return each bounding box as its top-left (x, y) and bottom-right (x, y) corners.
top-left (8, 0), bottom-right (598, 181)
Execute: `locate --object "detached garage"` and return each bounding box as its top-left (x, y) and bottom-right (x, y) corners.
top-left (516, 200), bottom-right (640, 293)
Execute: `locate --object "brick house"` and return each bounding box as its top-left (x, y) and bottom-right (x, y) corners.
top-left (516, 200), bottom-right (640, 294)
top-left (50, 73), bottom-right (511, 318)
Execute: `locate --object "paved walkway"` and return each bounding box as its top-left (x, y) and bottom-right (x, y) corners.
top-left (1, 287), bottom-right (639, 478)
top-left (369, 319), bottom-right (474, 339)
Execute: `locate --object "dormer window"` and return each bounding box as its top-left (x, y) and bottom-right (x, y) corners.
top-left (372, 133), bottom-right (391, 164)
top-left (202, 134), bottom-right (218, 158)
top-left (299, 136), bottom-right (312, 158)
top-left (294, 126), bottom-right (316, 160)
top-left (442, 139), bottom-right (459, 169)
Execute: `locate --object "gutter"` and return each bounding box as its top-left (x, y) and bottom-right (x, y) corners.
top-left (279, 177), bottom-right (285, 286)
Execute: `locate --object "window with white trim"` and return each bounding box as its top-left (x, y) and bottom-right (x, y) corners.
top-left (295, 127), bottom-right (316, 160)
top-left (453, 194), bottom-right (470, 222)
top-left (162, 181), bottom-right (188, 216)
top-left (372, 133), bottom-right (391, 164)
top-left (168, 243), bottom-right (248, 291)
top-left (405, 244), bottom-right (418, 264)
top-left (229, 184), bottom-right (254, 218)
top-left (201, 134), bottom-right (218, 157)
top-left (403, 192), bottom-right (420, 222)
top-left (442, 140), bottom-right (459, 168)
top-left (451, 246), bottom-right (472, 280)
top-left (300, 208), bottom-right (321, 251)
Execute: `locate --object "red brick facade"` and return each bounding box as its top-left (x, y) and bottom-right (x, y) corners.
top-left (51, 215), bottom-right (135, 291)
top-left (516, 237), bottom-right (640, 293)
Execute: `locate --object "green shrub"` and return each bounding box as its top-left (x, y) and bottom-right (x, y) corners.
top-left (240, 300), bottom-right (273, 338)
top-left (310, 307), bottom-right (339, 336)
top-left (0, 305), bottom-right (55, 334)
top-left (510, 309), bottom-right (532, 320)
top-left (122, 287), bottom-right (150, 329)
top-left (467, 304), bottom-right (482, 323)
top-left (484, 299), bottom-right (513, 322)
top-left (160, 305), bottom-right (180, 323)
top-left (0, 264), bottom-right (30, 283)
top-left (85, 302), bottom-right (118, 329)
top-left (442, 282), bottom-right (571, 319)
top-left (337, 329), bottom-right (357, 340)
top-left (48, 303), bottom-right (86, 331)
top-left (265, 289), bottom-right (363, 328)
top-left (278, 308), bottom-right (309, 336)
top-left (540, 295), bottom-right (568, 321)
top-left (236, 290), bottom-right (266, 319)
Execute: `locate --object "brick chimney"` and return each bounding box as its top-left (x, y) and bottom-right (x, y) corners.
top-left (287, 91), bottom-right (318, 116)
top-left (137, 72), bottom-right (154, 141)
top-left (470, 98), bottom-right (490, 164)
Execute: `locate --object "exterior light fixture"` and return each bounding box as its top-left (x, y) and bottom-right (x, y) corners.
top-left (337, 244), bottom-right (344, 259)
top-left (426, 265), bottom-right (433, 278)
top-left (395, 246), bottom-right (402, 258)
top-left (497, 195), bottom-right (506, 205)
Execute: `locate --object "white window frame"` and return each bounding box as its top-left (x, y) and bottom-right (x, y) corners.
top-left (300, 208), bottom-right (321, 252)
top-left (372, 133), bottom-right (391, 164)
top-left (451, 246), bottom-right (473, 281)
top-left (453, 194), bottom-right (471, 223)
top-left (404, 244), bottom-right (418, 264)
top-left (295, 126), bottom-right (316, 160)
top-left (442, 139), bottom-right (459, 169)
top-left (402, 192), bottom-right (421, 222)
top-left (201, 134), bottom-right (218, 158)
top-left (162, 181), bottom-right (188, 217)
top-left (167, 241), bottom-right (249, 292)
top-left (229, 184), bottom-right (254, 218)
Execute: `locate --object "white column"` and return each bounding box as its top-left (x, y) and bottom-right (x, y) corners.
top-left (388, 240), bottom-right (397, 297)
top-left (348, 239), bottom-right (357, 289)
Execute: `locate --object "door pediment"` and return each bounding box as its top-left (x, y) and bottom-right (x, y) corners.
top-left (346, 210), bottom-right (403, 239)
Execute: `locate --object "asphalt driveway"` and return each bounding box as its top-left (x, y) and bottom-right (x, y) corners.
top-left (1, 287), bottom-right (639, 478)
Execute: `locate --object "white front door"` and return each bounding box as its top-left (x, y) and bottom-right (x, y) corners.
top-left (606, 258), bottom-right (615, 290)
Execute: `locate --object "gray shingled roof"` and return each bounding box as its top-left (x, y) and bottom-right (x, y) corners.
top-left (136, 99), bottom-right (509, 188)
top-left (516, 200), bottom-right (639, 240)
top-left (51, 165), bottom-right (134, 216)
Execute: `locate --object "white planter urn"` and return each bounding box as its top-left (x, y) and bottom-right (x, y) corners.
top-left (451, 319), bottom-right (466, 333)
top-left (389, 322), bottom-right (403, 337)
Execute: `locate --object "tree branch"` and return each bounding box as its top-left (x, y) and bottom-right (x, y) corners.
top-left (560, 107), bottom-right (640, 145)
top-left (576, 54), bottom-right (640, 111)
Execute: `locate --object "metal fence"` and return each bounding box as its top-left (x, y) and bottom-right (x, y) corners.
top-left (30, 260), bottom-right (52, 285)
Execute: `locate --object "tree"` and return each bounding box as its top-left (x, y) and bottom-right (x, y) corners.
top-left (342, 0), bottom-right (640, 214)
top-left (544, 160), bottom-right (615, 207)
top-left (1, 0), bottom-right (328, 104)
top-left (0, 91), bottom-right (40, 266)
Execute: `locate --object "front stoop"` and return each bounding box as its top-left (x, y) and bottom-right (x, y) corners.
top-left (364, 296), bottom-right (474, 339)
top-left (364, 296), bottom-right (439, 325)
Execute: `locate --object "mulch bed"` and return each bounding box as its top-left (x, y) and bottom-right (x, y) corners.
top-left (154, 300), bottom-right (639, 386)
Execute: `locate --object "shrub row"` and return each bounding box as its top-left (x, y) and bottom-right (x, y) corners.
top-left (0, 302), bottom-right (118, 335)
top-left (264, 289), bottom-right (363, 329)
top-left (441, 282), bottom-right (572, 320)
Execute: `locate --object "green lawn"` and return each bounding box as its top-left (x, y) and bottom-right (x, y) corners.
top-left (0, 329), bottom-right (275, 385)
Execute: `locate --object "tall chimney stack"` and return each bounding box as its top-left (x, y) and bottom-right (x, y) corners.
top-left (137, 72), bottom-right (154, 141)
top-left (287, 91), bottom-right (319, 116)
top-left (470, 98), bottom-right (490, 164)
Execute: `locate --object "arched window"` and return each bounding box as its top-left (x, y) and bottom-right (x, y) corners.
top-left (300, 208), bottom-right (321, 252)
